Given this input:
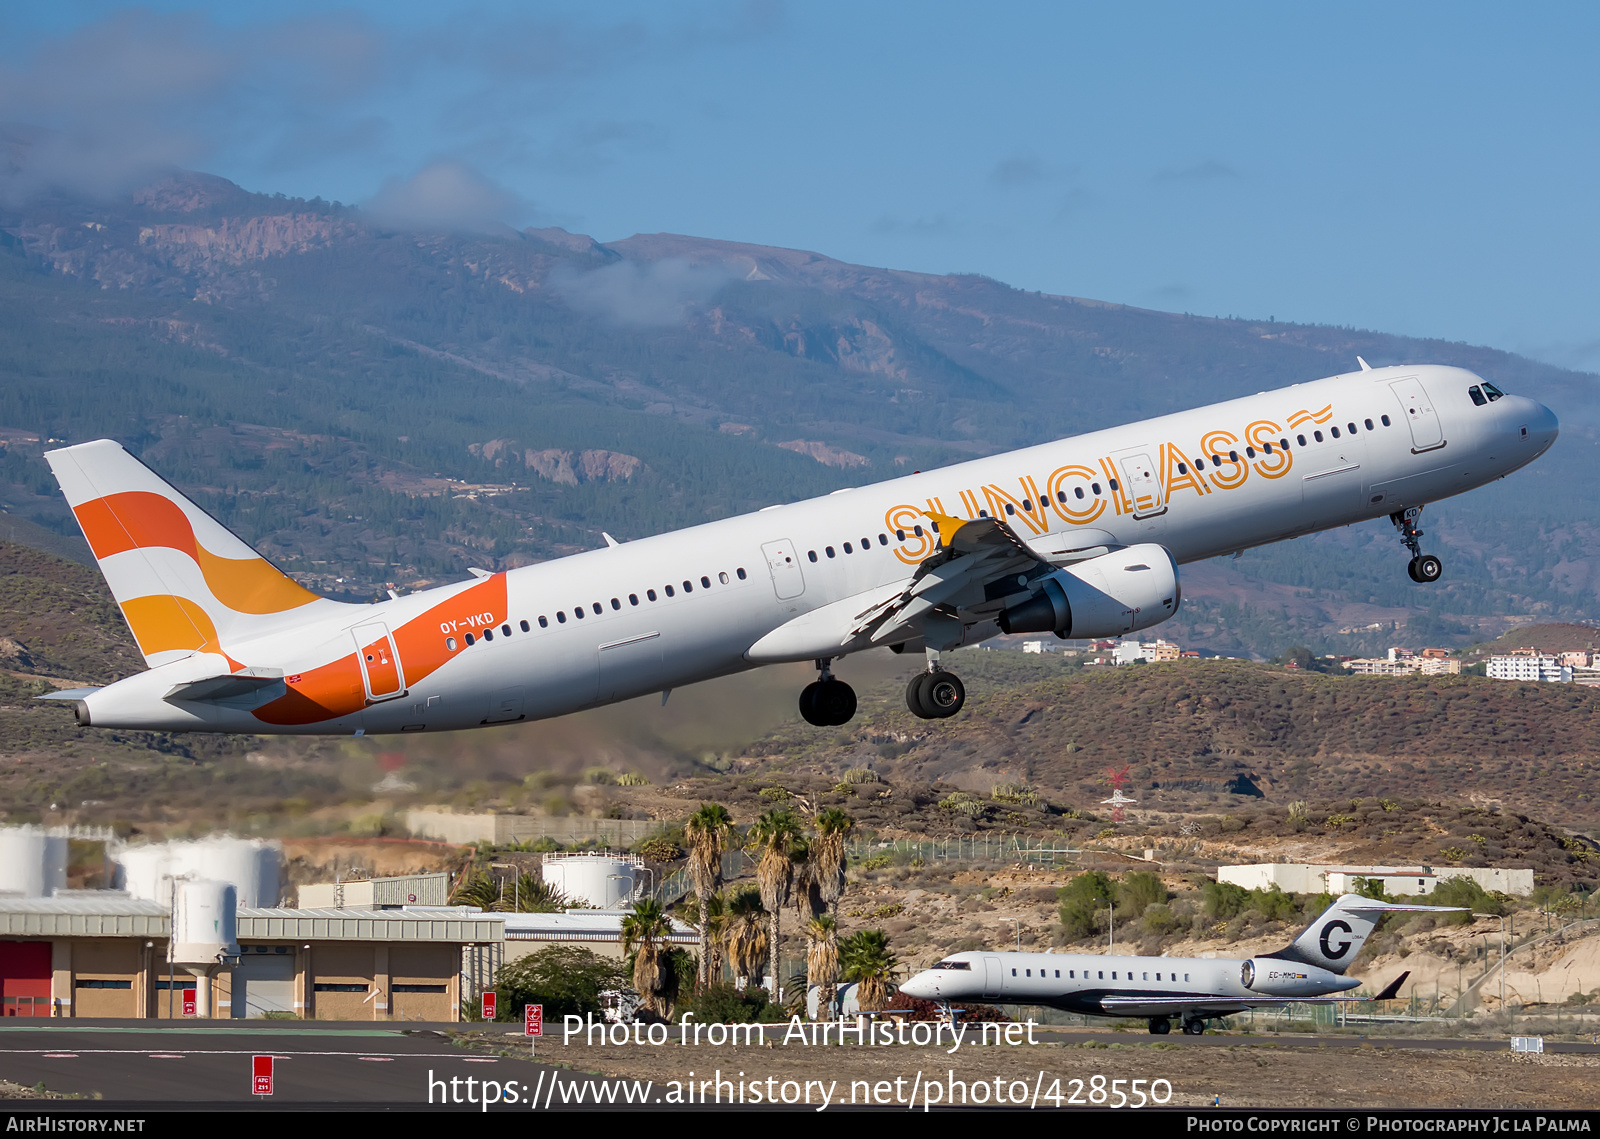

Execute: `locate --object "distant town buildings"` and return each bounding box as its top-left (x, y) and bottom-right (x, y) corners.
top-left (1112, 638), bottom-right (1181, 666)
top-left (1344, 646), bottom-right (1461, 676)
top-left (1486, 653), bottom-right (1573, 683)
top-left (1220, 862), bottom-right (1533, 898)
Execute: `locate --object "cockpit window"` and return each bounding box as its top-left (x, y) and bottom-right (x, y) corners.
top-left (1469, 385), bottom-right (1487, 406)
top-left (1482, 381), bottom-right (1505, 401)
top-left (934, 960), bottom-right (972, 971)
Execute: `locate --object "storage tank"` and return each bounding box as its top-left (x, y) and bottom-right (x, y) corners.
top-left (170, 879), bottom-right (239, 1019)
top-left (116, 836), bottom-right (282, 908)
top-left (115, 844), bottom-right (175, 905)
top-left (0, 826), bottom-right (67, 898)
top-left (540, 854), bottom-right (642, 908)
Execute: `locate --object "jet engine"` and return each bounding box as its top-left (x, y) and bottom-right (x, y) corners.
top-left (1238, 958), bottom-right (1349, 998)
top-left (996, 543), bottom-right (1180, 639)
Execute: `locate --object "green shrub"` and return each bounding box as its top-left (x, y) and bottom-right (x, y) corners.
top-left (492, 946), bottom-right (628, 1021)
top-left (1118, 871), bottom-right (1169, 915)
top-left (1058, 871), bottom-right (1115, 939)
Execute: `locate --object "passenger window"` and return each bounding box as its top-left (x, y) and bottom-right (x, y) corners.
top-left (1194, 459), bottom-right (1204, 470)
top-left (1074, 486), bottom-right (1085, 499)
top-left (913, 525), bottom-right (923, 537)
top-left (1091, 482), bottom-right (1101, 495)
top-left (539, 616), bottom-right (548, 628)
top-left (1347, 422), bottom-right (1357, 434)
top-left (629, 594), bottom-right (639, 605)
top-left (843, 542), bottom-right (853, 554)
top-left (861, 537), bottom-right (870, 548)
top-left (1330, 426), bottom-right (1340, 438)
top-left (573, 607), bottom-right (585, 620)
top-left (1228, 450), bottom-right (1239, 462)
top-left (592, 602), bottom-right (602, 614)
top-left (1279, 438), bottom-right (1289, 449)
top-left (1026, 969), bottom-right (1031, 977)
top-left (1297, 434), bottom-right (1307, 446)
top-left (502, 624), bottom-right (512, 636)
top-left (1364, 419), bottom-right (1374, 430)
top-left (1261, 444), bottom-right (1271, 454)
top-left (1098, 971), bottom-right (1103, 979)
top-left (1056, 491), bottom-right (1067, 503)
top-left (808, 550), bottom-right (818, 562)
top-left (556, 612), bottom-right (566, 623)
top-left (1244, 447), bottom-right (1255, 459)
top-left (1469, 385), bottom-right (1487, 406)
top-left (978, 510), bottom-right (989, 518)
top-left (1004, 502), bottom-right (1015, 515)
top-left (879, 534), bottom-right (888, 545)
top-left (719, 572), bottom-right (729, 584)
top-left (736, 568), bottom-right (747, 579)
top-left (1012, 969), bottom-right (1016, 976)
top-left (520, 620), bottom-right (530, 632)
top-left (1054, 969), bottom-right (1059, 978)
top-left (647, 589), bottom-right (657, 601)
top-left (701, 576), bottom-right (711, 589)
top-left (1108, 480), bottom-right (1119, 491)
top-left (681, 582), bottom-right (691, 594)
top-left (896, 528), bottom-right (907, 540)
top-left (446, 636), bottom-right (457, 651)
top-left (665, 585), bottom-right (675, 597)
top-left (465, 632), bottom-right (476, 645)
top-left (1381, 415), bottom-right (1391, 426)
top-left (1022, 499), bottom-right (1033, 512)
top-left (826, 547), bottom-right (835, 558)
top-left (483, 628), bottom-right (494, 642)
top-left (1313, 430), bottom-right (1324, 442)
top-left (611, 598), bottom-right (621, 610)
top-left (1177, 462), bottom-right (1187, 473)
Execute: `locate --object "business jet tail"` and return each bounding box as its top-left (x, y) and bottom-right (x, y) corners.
top-left (1262, 894), bottom-right (1466, 975)
top-left (45, 439), bottom-right (329, 667)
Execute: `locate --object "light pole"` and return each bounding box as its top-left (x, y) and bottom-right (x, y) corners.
top-left (1475, 913), bottom-right (1509, 1022)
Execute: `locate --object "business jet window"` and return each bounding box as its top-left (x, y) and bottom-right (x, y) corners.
top-left (934, 960), bottom-right (971, 970)
top-left (1482, 381), bottom-right (1505, 401)
top-left (482, 628), bottom-right (493, 641)
top-left (520, 620), bottom-right (530, 632)
top-left (1469, 385), bottom-right (1487, 406)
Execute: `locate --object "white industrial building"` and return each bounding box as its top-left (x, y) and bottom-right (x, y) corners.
top-left (1486, 654), bottom-right (1572, 683)
top-left (1219, 862), bottom-right (1533, 897)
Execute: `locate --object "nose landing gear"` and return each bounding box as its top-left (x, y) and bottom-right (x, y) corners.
top-left (1392, 507), bottom-right (1443, 583)
top-left (799, 659), bottom-right (857, 726)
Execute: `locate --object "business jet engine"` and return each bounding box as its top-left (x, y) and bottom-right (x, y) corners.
top-left (1239, 958), bottom-right (1350, 998)
top-left (996, 543), bottom-right (1180, 640)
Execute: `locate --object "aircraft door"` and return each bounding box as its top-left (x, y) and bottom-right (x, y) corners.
top-left (1116, 452), bottom-right (1166, 519)
top-left (353, 622), bottom-right (405, 702)
top-left (1390, 377), bottom-right (1446, 452)
top-left (982, 956), bottom-right (1002, 999)
top-left (760, 539), bottom-right (806, 600)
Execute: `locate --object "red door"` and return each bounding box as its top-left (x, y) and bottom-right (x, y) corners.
top-left (0, 942), bottom-right (52, 1018)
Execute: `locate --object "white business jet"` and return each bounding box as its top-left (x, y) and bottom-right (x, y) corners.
top-left (899, 893), bottom-right (1457, 1034)
top-left (41, 363), bottom-right (1555, 735)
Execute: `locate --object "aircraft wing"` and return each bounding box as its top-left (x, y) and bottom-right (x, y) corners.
top-left (1097, 972), bottom-right (1410, 1017)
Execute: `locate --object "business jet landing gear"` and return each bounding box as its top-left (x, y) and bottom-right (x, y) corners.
top-left (1392, 507), bottom-right (1443, 583)
top-left (799, 659), bottom-right (856, 727)
top-left (1181, 1017), bottom-right (1207, 1035)
top-left (1148, 1017), bottom-right (1172, 1035)
top-left (906, 660), bottom-right (966, 719)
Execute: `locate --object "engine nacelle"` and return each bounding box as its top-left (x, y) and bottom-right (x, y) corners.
top-left (996, 543), bottom-right (1180, 639)
top-left (1239, 958), bottom-right (1349, 998)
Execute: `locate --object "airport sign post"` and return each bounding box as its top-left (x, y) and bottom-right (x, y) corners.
top-left (525, 1004), bottom-right (542, 1058)
top-left (481, 990), bottom-right (496, 1021)
top-left (182, 989), bottom-right (196, 1018)
top-left (253, 1054), bottom-right (274, 1096)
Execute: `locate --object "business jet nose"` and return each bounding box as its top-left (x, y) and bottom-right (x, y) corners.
top-left (899, 973), bottom-right (935, 999)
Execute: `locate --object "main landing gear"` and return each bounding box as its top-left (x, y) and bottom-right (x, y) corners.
top-left (1148, 1017), bottom-right (1172, 1035)
top-left (1181, 1017), bottom-right (1208, 1036)
top-left (1392, 506), bottom-right (1443, 583)
top-left (906, 654), bottom-right (966, 720)
top-left (799, 659), bottom-right (857, 727)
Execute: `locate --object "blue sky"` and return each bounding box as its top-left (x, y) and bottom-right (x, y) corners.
top-left (4, 2), bottom-right (1598, 370)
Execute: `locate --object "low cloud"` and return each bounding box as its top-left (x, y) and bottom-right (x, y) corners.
top-left (551, 257), bottom-right (736, 326)
top-left (364, 161), bottom-right (527, 232)
top-left (989, 155), bottom-right (1045, 187)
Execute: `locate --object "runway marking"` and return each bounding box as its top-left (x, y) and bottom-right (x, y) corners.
top-left (462, 1058), bottom-right (498, 1063)
top-left (148, 1053), bottom-right (185, 1059)
top-left (358, 1056), bottom-right (393, 1062)
top-left (42, 1053), bottom-right (77, 1058)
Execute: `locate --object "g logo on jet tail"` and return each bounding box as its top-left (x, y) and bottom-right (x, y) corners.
top-left (1319, 919), bottom-right (1353, 959)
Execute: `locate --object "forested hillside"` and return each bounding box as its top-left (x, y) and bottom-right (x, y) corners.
top-left (1, 170), bottom-right (1595, 654)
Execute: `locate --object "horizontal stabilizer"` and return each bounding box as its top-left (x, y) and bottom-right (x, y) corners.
top-left (36, 687), bottom-right (102, 701)
top-left (164, 667), bottom-right (285, 705)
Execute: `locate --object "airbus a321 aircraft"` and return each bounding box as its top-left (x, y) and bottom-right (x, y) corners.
top-left (41, 362), bottom-right (1555, 735)
top-left (899, 894), bottom-right (1458, 1034)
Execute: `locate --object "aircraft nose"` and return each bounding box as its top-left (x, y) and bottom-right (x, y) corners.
top-left (1529, 400), bottom-right (1559, 449)
top-left (900, 973), bottom-right (934, 999)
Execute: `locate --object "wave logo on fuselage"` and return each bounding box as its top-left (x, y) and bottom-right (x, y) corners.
top-left (1318, 919), bottom-right (1354, 960)
top-left (1288, 405), bottom-right (1334, 428)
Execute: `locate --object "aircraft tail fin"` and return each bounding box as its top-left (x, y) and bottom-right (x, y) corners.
top-left (1263, 894), bottom-right (1466, 975)
top-left (45, 440), bottom-right (326, 667)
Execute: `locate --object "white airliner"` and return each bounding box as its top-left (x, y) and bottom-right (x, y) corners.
top-left (899, 894), bottom-right (1456, 1034)
top-left (41, 362), bottom-right (1556, 734)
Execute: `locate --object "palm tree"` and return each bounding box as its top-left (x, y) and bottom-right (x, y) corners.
top-left (723, 886), bottom-right (768, 991)
top-left (840, 928), bottom-right (899, 1012)
top-left (684, 803), bottom-right (734, 987)
top-left (748, 808), bottom-right (804, 1000)
top-left (686, 890), bottom-right (729, 983)
top-left (811, 808), bottom-right (855, 910)
top-left (621, 898), bottom-right (678, 1017)
top-left (495, 872), bottom-right (568, 913)
top-left (449, 870), bottom-right (500, 910)
top-left (804, 913), bottom-right (840, 1020)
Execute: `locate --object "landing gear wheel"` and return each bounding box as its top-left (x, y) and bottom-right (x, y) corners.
top-left (1182, 1018), bottom-right (1206, 1035)
top-left (907, 671), bottom-right (966, 719)
top-left (905, 674), bottom-right (932, 718)
top-left (802, 680), bottom-right (856, 726)
top-left (1409, 553), bottom-right (1442, 583)
top-left (1148, 1017), bottom-right (1171, 1035)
